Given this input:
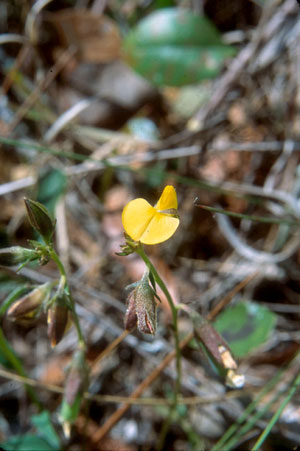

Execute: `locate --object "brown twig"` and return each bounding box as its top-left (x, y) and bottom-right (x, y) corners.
top-left (0, 367), bottom-right (255, 406)
top-left (90, 330), bottom-right (129, 377)
top-left (1, 46), bottom-right (30, 97)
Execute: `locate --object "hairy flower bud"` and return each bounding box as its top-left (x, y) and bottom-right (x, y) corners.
top-left (124, 271), bottom-right (157, 335)
top-left (0, 246), bottom-right (39, 267)
top-left (24, 198), bottom-right (55, 244)
top-left (135, 273), bottom-right (157, 335)
top-left (7, 282), bottom-right (51, 320)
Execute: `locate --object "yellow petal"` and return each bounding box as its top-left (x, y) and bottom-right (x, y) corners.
top-left (139, 212), bottom-right (179, 245)
top-left (155, 185), bottom-right (178, 211)
top-left (122, 198), bottom-right (156, 241)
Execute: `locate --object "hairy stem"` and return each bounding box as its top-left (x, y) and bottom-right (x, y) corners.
top-left (136, 246), bottom-right (181, 398)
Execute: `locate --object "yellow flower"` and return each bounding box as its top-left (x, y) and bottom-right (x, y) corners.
top-left (122, 186), bottom-right (179, 245)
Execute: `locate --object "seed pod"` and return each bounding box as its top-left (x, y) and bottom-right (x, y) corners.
top-left (194, 319), bottom-right (237, 370)
top-left (47, 297), bottom-right (69, 347)
top-left (192, 312), bottom-right (244, 388)
top-left (0, 246), bottom-right (39, 267)
top-left (7, 282), bottom-right (51, 320)
top-left (24, 198), bottom-right (55, 244)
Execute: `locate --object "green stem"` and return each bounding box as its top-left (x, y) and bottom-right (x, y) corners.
top-left (212, 364), bottom-right (286, 450)
top-left (0, 327), bottom-right (41, 408)
top-left (49, 249), bottom-right (85, 348)
top-left (194, 204), bottom-right (299, 228)
top-left (136, 246), bottom-right (181, 449)
top-left (136, 246), bottom-right (181, 399)
top-left (251, 371), bottom-right (300, 451)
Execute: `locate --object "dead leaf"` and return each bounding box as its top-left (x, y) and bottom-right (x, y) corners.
top-left (45, 9), bottom-right (121, 63)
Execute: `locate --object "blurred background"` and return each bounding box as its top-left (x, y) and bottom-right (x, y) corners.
top-left (1, 0), bottom-right (300, 450)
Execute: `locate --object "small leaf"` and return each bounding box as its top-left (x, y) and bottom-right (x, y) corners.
top-left (123, 8), bottom-right (235, 86)
top-left (31, 411), bottom-right (60, 450)
top-left (214, 301), bottom-right (277, 358)
top-left (1, 434), bottom-right (54, 451)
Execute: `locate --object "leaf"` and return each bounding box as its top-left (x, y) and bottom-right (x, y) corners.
top-left (37, 168), bottom-right (67, 216)
top-left (31, 411), bottom-right (60, 450)
top-left (123, 8), bottom-right (235, 86)
top-left (1, 411), bottom-right (60, 451)
top-left (1, 435), bottom-right (55, 451)
top-left (214, 301), bottom-right (277, 358)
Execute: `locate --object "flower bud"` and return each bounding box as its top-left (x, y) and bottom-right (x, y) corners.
top-left (47, 298), bottom-right (69, 347)
top-left (24, 198), bottom-right (55, 244)
top-left (135, 273), bottom-right (157, 335)
top-left (0, 246), bottom-right (39, 267)
top-left (7, 282), bottom-right (51, 320)
top-left (124, 271), bottom-right (157, 335)
top-left (116, 233), bottom-right (140, 256)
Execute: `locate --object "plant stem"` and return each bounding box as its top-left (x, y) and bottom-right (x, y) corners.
top-left (49, 249), bottom-right (85, 348)
top-left (135, 246), bottom-right (181, 399)
top-left (136, 246), bottom-right (182, 449)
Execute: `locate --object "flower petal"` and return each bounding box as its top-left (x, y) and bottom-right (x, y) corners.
top-left (155, 185), bottom-right (178, 211)
top-left (122, 198), bottom-right (156, 241)
top-left (140, 212), bottom-right (179, 245)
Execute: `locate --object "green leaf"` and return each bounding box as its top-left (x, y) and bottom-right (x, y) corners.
top-left (123, 8), bottom-right (235, 86)
top-left (214, 301), bottom-right (277, 358)
top-left (31, 411), bottom-right (60, 450)
top-left (1, 411), bottom-right (60, 451)
top-left (37, 168), bottom-right (67, 216)
top-left (1, 435), bottom-right (55, 451)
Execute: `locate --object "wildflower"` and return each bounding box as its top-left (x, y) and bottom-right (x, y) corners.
top-left (122, 185), bottom-right (179, 245)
